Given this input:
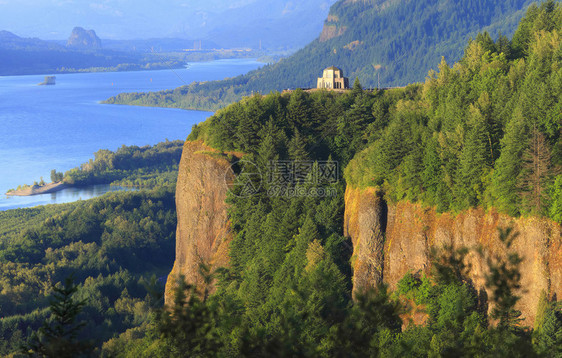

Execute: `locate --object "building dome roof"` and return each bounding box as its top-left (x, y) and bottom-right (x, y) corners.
top-left (325, 66), bottom-right (342, 72)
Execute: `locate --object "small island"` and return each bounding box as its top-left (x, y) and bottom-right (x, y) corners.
top-left (6, 182), bottom-right (68, 196)
top-left (38, 76), bottom-right (56, 85)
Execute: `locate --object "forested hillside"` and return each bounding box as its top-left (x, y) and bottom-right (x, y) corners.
top-left (104, 0), bottom-right (540, 111)
top-left (127, 3), bottom-right (562, 356)
top-left (0, 188), bottom-right (176, 355)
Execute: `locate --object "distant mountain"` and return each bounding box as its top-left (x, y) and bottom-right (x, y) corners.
top-left (66, 27), bottom-right (102, 49)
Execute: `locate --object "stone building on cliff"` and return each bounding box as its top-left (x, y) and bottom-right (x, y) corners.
top-left (317, 66), bottom-right (349, 89)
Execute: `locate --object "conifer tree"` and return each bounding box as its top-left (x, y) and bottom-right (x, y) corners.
top-left (422, 137), bottom-right (443, 204)
top-left (157, 275), bottom-right (221, 358)
top-left (496, 32), bottom-right (512, 59)
top-left (288, 129), bottom-right (309, 162)
top-left (457, 107), bottom-right (492, 207)
top-left (257, 131), bottom-right (279, 181)
top-left (286, 89), bottom-right (312, 130)
top-left (23, 277), bottom-right (91, 358)
top-left (352, 77), bottom-right (363, 97)
top-left (475, 31), bottom-right (495, 53)
top-left (491, 108), bottom-right (527, 215)
top-left (533, 300), bottom-right (562, 357)
top-left (519, 125), bottom-right (553, 215)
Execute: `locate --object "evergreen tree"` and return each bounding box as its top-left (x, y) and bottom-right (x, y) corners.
top-left (286, 89), bottom-right (312, 131)
top-left (351, 77), bottom-right (363, 97)
top-left (157, 275), bottom-right (221, 358)
top-left (534, 300), bottom-right (562, 357)
top-left (23, 277), bottom-right (91, 358)
top-left (475, 31), bottom-right (496, 53)
top-left (519, 125), bottom-right (553, 215)
top-left (421, 137), bottom-right (445, 206)
top-left (324, 285), bottom-right (401, 358)
top-left (288, 129), bottom-right (309, 162)
top-left (491, 108), bottom-right (528, 215)
top-left (496, 32), bottom-right (512, 59)
top-left (457, 108), bottom-right (491, 208)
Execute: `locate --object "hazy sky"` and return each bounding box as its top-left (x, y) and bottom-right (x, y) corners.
top-left (0, 0), bottom-right (334, 40)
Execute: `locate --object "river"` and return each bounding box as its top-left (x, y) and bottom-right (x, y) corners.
top-left (0, 59), bottom-right (262, 210)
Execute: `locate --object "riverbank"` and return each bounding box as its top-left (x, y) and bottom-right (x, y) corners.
top-left (6, 182), bottom-right (69, 196)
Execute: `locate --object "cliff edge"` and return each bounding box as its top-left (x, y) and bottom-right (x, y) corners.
top-left (344, 186), bottom-right (562, 325)
top-left (164, 141), bottom-right (236, 304)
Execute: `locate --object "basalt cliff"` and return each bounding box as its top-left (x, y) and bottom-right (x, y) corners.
top-left (167, 145), bottom-right (562, 325)
top-left (164, 141), bottom-right (236, 303)
top-left (344, 186), bottom-right (562, 326)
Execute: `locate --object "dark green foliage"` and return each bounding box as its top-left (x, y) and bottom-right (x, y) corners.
top-left (23, 277), bottom-right (91, 357)
top-left (62, 140), bottom-right (183, 187)
top-left (154, 225), bottom-right (545, 358)
top-left (0, 188), bottom-right (176, 356)
top-left (157, 275), bottom-right (221, 358)
top-left (16, 141), bottom-right (183, 191)
top-left (534, 301), bottom-right (562, 357)
top-left (323, 286), bottom-right (402, 358)
top-left (167, 9), bottom-right (562, 351)
top-left (191, 88), bottom-right (417, 169)
top-left (344, 2), bottom-right (562, 217)
top-left (50, 170), bottom-right (63, 183)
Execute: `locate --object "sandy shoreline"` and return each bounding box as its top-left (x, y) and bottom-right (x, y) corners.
top-left (5, 182), bottom-right (70, 196)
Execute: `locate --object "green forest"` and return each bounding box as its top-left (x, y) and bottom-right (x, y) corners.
top-left (62, 139), bottom-right (184, 188)
top-left (110, 2), bottom-right (561, 356)
top-left (3, 2), bottom-right (562, 357)
top-left (104, 0), bottom-right (538, 112)
top-left (0, 188), bottom-right (177, 356)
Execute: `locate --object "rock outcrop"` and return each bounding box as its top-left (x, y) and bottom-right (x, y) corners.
top-left (38, 76), bottom-right (56, 86)
top-left (164, 141), bottom-right (237, 304)
top-left (167, 144), bottom-right (562, 322)
top-left (319, 14), bottom-right (347, 42)
top-left (344, 186), bottom-right (562, 325)
top-left (66, 27), bottom-right (101, 49)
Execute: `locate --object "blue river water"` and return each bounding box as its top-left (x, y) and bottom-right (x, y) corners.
top-left (0, 59), bottom-right (262, 211)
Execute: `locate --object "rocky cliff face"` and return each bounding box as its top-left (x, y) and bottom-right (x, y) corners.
top-left (164, 141), bottom-right (236, 304)
top-left (344, 186), bottom-right (562, 325)
top-left (168, 146), bottom-right (562, 322)
top-left (319, 15), bottom-right (347, 42)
